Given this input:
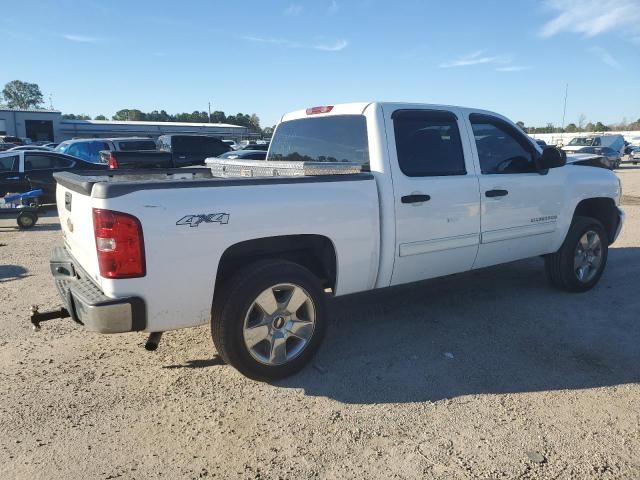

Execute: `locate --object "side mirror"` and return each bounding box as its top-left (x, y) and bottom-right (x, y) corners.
top-left (535, 146), bottom-right (566, 172)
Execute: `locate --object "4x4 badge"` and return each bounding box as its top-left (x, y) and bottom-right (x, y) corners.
top-left (176, 213), bottom-right (230, 228)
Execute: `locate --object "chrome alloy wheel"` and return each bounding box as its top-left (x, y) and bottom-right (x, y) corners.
top-left (573, 230), bottom-right (603, 283)
top-left (243, 283), bottom-right (316, 366)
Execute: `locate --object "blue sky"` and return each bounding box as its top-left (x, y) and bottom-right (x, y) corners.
top-left (2, 0), bottom-right (639, 128)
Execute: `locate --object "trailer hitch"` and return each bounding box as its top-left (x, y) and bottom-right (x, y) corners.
top-left (30, 305), bottom-right (70, 331)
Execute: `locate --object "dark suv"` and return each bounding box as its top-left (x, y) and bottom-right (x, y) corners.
top-left (157, 135), bottom-right (231, 166)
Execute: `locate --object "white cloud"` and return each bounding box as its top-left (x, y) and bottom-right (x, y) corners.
top-left (588, 46), bottom-right (622, 69)
top-left (284, 4), bottom-right (303, 16)
top-left (239, 35), bottom-right (302, 48)
top-left (62, 34), bottom-right (98, 43)
top-left (239, 36), bottom-right (348, 52)
top-left (440, 50), bottom-right (510, 68)
top-left (495, 65), bottom-right (533, 72)
top-left (328, 0), bottom-right (339, 14)
top-left (540, 0), bottom-right (640, 41)
top-left (314, 39), bottom-right (348, 51)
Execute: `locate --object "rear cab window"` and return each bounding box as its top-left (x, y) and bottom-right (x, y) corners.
top-left (267, 115), bottom-right (369, 169)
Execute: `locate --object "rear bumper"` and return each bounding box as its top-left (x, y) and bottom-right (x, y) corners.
top-left (50, 246), bottom-right (146, 333)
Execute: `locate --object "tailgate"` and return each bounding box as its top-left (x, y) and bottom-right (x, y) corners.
top-left (55, 183), bottom-right (100, 283)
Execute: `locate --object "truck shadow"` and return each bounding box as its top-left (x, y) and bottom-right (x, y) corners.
top-left (279, 247), bottom-right (640, 404)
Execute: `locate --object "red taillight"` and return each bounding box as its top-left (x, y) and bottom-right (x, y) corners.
top-left (93, 208), bottom-right (145, 278)
top-left (306, 105), bottom-right (333, 115)
top-left (107, 153), bottom-right (119, 169)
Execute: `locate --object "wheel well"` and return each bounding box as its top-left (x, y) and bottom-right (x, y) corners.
top-left (215, 235), bottom-right (337, 294)
top-left (573, 198), bottom-right (619, 244)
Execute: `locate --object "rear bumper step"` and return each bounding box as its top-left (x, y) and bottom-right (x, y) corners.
top-left (44, 246), bottom-right (146, 333)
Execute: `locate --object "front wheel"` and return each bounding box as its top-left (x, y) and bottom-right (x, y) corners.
top-left (545, 216), bottom-right (608, 292)
top-left (211, 259), bottom-right (327, 381)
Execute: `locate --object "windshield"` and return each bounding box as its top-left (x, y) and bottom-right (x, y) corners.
top-left (568, 137), bottom-right (594, 146)
top-left (55, 141), bottom-right (71, 153)
top-left (268, 115), bottom-right (369, 168)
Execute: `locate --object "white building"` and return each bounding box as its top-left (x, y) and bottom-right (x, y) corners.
top-left (0, 108), bottom-right (251, 142)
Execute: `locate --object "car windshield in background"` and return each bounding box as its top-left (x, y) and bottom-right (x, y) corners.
top-left (267, 115), bottom-right (369, 169)
top-left (568, 137), bottom-right (594, 146)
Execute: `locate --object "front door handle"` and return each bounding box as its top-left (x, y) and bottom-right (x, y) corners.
top-left (485, 189), bottom-right (508, 198)
top-left (401, 194), bottom-right (431, 204)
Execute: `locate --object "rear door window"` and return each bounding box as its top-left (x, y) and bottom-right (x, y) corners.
top-left (25, 154), bottom-right (74, 170)
top-left (392, 110), bottom-right (466, 177)
top-left (118, 140), bottom-right (156, 150)
top-left (0, 155), bottom-right (18, 171)
top-left (268, 115), bottom-right (369, 169)
top-left (25, 153), bottom-right (55, 170)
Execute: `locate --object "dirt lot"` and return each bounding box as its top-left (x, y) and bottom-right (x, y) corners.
top-left (1, 166), bottom-right (639, 480)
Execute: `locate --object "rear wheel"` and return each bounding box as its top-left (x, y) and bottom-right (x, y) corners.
top-left (211, 259), bottom-right (327, 381)
top-left (545, 216), bottom-right (608, 292)
top-left (17, 211), bottom-right (37, 229)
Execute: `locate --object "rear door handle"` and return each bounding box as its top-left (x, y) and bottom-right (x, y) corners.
top-left (401, 194), bottom-right (431, 204)
top-left (485, 189), bottom-right (508, 198)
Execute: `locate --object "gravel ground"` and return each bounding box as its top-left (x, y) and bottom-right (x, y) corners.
top-left (1, 165), bottom-right (639, 480)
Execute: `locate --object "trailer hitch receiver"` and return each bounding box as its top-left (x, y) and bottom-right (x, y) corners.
top-left (30, 305), bottom-right (70, 331)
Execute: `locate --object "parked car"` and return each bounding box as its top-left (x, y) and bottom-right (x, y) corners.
top-left (241, 142), bottom-right (269, 151)
top-left (55, 137), bottom-right (157, 163)
top-left (565, 152), bottom-right (617, 170)
top-left (39, 102), bottom-right (623, 381)
top-left (8, 145), bottom-right (55, 151)
top-left (563, 134), bottom-right (624, 169)
top-left (216, 149), bottom-right (267, 160)
top-left (0, 143), bottom-right (19, 151)
top-left (222, 139), bottom-right (238, 150)
top-left (157, 134), bottom-right (231, 164)
top-left (0, 135), bottom-right (24, 146)
top-left (103, 134), bottom-right (233, 169)
top-left (631, 147), bottom-right (640, 165)
top-left (43, 142), bottom-right (60, 149)
top-left (0, 150), bottom-right (106, 203)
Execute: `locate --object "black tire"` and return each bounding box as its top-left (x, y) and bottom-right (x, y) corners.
top-left (17, 211), bottom-right (37, 229)
top-left (211, 259), bottom-right (327, 381)
top-left (545, 216), bottom-right (608, 292)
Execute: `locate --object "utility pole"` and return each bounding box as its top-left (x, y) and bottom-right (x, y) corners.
top-left (560, 83), bottom-right (568, 142)
top-left (49, 94), bottom-right (54, 110)
top-left (208, 102), bottom-right (211, 123)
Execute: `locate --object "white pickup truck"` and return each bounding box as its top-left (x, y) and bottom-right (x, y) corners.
top-left (39, 102), bottom-right (624, 381)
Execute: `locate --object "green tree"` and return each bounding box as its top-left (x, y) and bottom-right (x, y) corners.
top-left (94, 115), bottom-right (107, 120)
top-left (62, 113), bottom-right (91, 120)
top-left (585, 122), bottom-right (595, 132)
top-left (211, 110), bottom-right (226, 123)
top-left (594, 122), bottom-right (609, 132)
top-left (516, 121), bottom-right (526, 132)
top-left (1, 80), bottom-right (44, 109)
top-left (112, 109), bottom-right (146, 121)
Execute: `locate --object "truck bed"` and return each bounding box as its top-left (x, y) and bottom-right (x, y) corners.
top-left (54, 169), bottom-right (374, 199)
